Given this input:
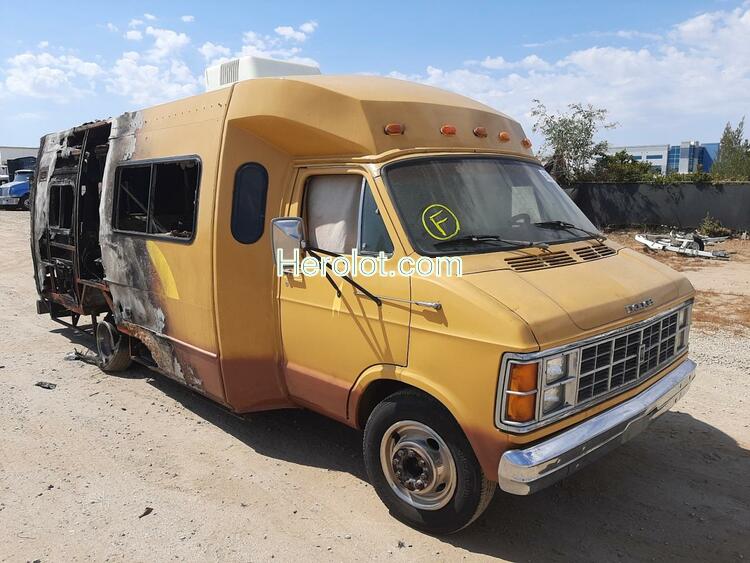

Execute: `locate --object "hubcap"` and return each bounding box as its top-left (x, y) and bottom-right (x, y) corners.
top-left (380, 420), bottom-right (457, 510)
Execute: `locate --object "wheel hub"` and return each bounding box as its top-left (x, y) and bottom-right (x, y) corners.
top-left (379, 421), bottom-right (457, 511)
top-left (391, 446), bottom-right (433, 491)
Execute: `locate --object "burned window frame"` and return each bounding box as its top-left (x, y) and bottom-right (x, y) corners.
top-left (113, 155), bottom-right (202, 244)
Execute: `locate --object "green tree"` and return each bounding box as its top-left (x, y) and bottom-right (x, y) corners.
top-left (711, 118), bottom-right (750, 180)
top-left (592, 150), bottom-right (656, 182)
top-left (530, 99), bottom-right (617, 185)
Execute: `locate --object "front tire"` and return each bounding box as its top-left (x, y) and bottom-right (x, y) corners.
top-left (17, 195), bottom-right (29, 210)
top-left (96, 319), bottom-right (132, 372)
top-left (363, 389), bottom-right (495, 534)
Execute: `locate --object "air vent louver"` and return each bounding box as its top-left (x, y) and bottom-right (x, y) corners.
top-left (574, 244), bottom-right (616, 261)
top-left (505, 251), bottom-right (577, 272)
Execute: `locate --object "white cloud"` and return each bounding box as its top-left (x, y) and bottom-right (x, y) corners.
top-left (106, 22), bottom-right (118, 32)
top-left (390, 5), bottom-right (750, 145)
top-left (107, 51), bottom-right (198, 106)
top-left (124, 30), bottom-right (143, 41)
top-left (129, 18), bottom-right (143, 28)
top-left (37, 40), bottom-right (49, 49)
top-left (237, 23), bottom-right (320, 66)
top-left (144, 26), bottom-right (190, 61)
top-left (299, 21), bottom-right (317, 34)
top-left (144, 13), bottom-right (157, 21)
top-left (274, 25), bottom-right (307, 42)
top-left (3, 51), bottom-right (103, 102)
top-left (181, 15), bottom-right (195, 23)
top-left (199, 41), bottom-right (231, 62)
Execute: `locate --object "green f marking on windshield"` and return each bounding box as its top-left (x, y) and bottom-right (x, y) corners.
top-left (421, 204), bottom-right (460, 240)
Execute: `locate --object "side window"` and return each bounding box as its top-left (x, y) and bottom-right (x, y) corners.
top-left (114, 158), bottom-right (200, 240)
top-left (150, 161), bottom-right (199, 237)
top-left (359, 185), bottom-right (394, 255)
top-left (116, 165), bottom-right (151, 233)
top-left (231, 163), bottom-right (268, 244)
top-left (304, 174), bottom-right (393, 255)
top-left (305, 175), bottom-right (361, 253)
top-left (49, 184), bottom-right (75, 229)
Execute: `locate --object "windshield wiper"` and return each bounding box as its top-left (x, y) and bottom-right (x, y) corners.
top-left (434, 235), bottom-right (549, 250)
top-left (534, 221), bottom-right (606, 242)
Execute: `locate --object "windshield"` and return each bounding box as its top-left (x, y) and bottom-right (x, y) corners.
top-left (383, 156), bottom-right (599, 255)
top-left (14, 171), bottom-right (32, 181)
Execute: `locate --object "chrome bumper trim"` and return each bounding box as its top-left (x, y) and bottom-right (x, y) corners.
top-left (498, 358), bottom-right (696, 495)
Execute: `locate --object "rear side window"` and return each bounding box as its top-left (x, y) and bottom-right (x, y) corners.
top-left (231, 163), bottom-right (268, 244)
top-left (114, 158), bottom-right (200, 240)
top-left (49, 184), bottom-right (75, 229)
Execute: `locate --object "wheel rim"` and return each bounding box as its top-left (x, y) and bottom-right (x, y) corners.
top-left (379, 420), bottom-right (457, 511)
top-left (96, 322), bottom-right (116, 364)
top-left (23, 198), bottom-right (30, 210)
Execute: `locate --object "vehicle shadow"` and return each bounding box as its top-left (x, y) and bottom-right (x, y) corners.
top-left (62, 343), bottom-right (750, 561)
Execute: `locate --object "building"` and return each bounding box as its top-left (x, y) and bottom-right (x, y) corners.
top-left (606, 141), bottom-right (719, 174)
top-left (1, 145), bottom-right (38, 180)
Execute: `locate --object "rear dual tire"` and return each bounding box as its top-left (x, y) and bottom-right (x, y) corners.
top-left (96, 319), bottom-right (132, 372)
top-left (363, 389), bottom-right (495, 534)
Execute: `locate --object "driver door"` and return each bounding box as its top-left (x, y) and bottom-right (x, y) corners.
top-left (279, 167), bottom-right (411, 422)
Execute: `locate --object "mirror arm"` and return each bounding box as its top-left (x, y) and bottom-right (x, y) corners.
top-left (305, 246), bottom-right (382, 306)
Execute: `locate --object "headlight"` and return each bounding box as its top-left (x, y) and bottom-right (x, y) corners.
top-left (542, 385), bottom-right (566, 414)
top-left (544, 356), bottom-right (566, 383)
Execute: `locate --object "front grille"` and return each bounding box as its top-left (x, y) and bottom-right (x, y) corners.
top-left (574, 244), bottom-right (616, 261)
top-left (577, 311), bottom-right (682, 403)
top-left (505, 251), bottom-right (576, 272)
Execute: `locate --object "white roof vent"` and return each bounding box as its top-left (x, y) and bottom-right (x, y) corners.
top-left (205, 55), bottom-right (321, 91)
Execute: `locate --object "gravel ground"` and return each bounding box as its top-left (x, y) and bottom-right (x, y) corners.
top-left (1, 210), bottom-right (749, 562)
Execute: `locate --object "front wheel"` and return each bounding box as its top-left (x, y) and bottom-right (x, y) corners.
top-left (18, 195), bottom-right (29, 210)
top-left (363, 389), bottom-right (496, 534)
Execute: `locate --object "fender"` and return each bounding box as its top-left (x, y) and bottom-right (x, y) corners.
top-left (348, 363), bottom-right (511, 478)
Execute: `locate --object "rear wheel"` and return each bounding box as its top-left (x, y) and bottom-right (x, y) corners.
top-left (96, 319), bottom-right (132, 372)
top-left (363, 389), bottom-right (496, 534)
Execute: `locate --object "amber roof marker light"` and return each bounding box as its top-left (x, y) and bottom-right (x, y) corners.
top-left (384, 123), bottom-right (405, 135)
top-left (521, 138), bottom-right (533, 149)
top-left (473, 127), bottom-right (488, 138)
top-left (498, 131), bottom-right (511, 142)
top-left (440, 124), bottom-right (457, 136)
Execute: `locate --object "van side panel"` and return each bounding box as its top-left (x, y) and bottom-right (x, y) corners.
top-left (213, 119), bottom-right (295, 412)
top-left (100, 90), bottom-right (231, 403)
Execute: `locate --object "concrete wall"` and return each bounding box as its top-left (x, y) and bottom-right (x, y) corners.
top-left (565, 183), bottom-right (750, 231)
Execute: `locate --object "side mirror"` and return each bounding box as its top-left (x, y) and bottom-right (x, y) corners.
top-left (271, 217), bottom-right (304, 273)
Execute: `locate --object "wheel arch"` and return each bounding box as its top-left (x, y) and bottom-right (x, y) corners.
top-left (349, 364), bottom-right (508, 479)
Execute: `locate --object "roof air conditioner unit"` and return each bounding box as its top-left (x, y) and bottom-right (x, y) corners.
top-left (205, 55), bottom-right (321, 91)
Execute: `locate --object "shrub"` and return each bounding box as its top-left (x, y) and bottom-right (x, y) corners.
top-left (698, 213), bottom-right (732, 237)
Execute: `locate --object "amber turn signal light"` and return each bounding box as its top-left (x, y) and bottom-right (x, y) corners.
top-left (498, 131), bottom-right (511, 142)
top-left (473, 126), bottom-right (488, 138)
top-left (506, 363), bottom-right (538, 422)
top-left (384, 123), bottom-right (405, 135)
top-left (521, 138), bottom-right (533, 149)
top-left (440, 124), bottom-right (457, 136)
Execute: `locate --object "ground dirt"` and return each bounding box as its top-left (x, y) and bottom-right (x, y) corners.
top-left (1, 210), bottom-right (748, 562)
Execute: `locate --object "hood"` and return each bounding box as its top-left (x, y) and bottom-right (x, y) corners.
top-left (2, 179), bottom-right (30, 195)
top-left (465, 247), bottom-right (694, 346)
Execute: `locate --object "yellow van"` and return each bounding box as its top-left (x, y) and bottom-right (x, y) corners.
top-left (30, 70), bottom-right (696, 534)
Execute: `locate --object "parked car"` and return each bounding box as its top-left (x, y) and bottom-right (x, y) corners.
top-left (30, 59), bottom-right (696, 534)
top-left (0, 169), bottom-right (34, 209)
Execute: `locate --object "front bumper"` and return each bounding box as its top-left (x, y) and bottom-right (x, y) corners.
top-left (498, 358), bottom-right (696, 495)
top-left (0, 196), bottom-right (20, 206)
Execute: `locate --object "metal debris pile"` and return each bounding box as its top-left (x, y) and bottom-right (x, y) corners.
top-left (635, 231), bottom-right (730, 260)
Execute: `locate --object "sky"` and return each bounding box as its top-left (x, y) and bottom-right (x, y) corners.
top-left (1, 0), bottom-right (749, 149)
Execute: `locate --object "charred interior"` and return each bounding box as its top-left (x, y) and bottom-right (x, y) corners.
top-left (35, 121), bottom-right (113, 324)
